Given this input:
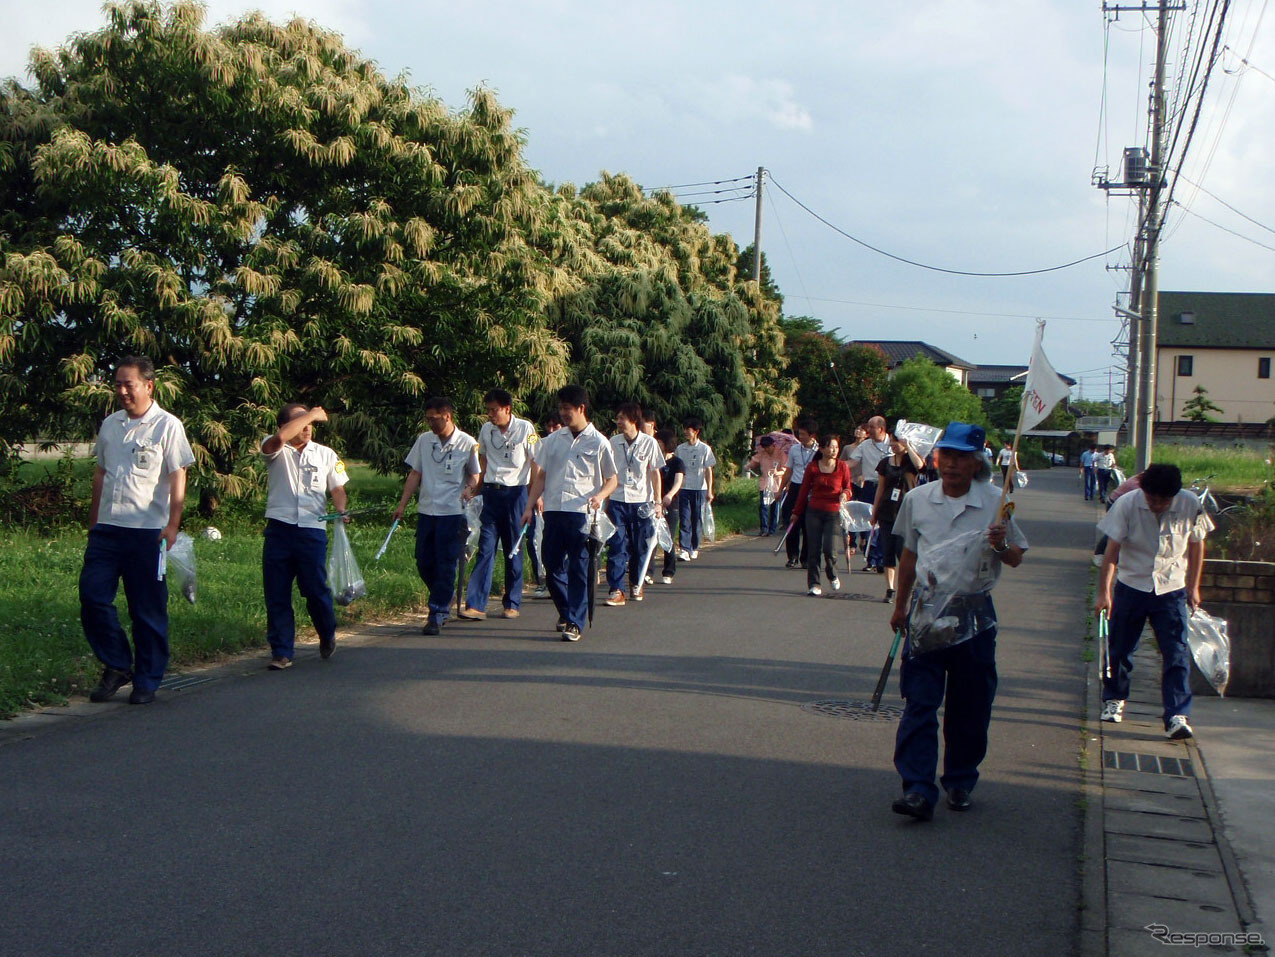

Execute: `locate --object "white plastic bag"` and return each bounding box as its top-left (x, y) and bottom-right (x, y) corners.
top-left (533, 514), bottom-right (544, 565)
top-left (839, 500), bottom-right (873, 533)
top-left (1014, 471), bottom-right (1029, 488)
top-left (702, 502), bottom-right (716, 543)
top-left (905, 528), bottom-right (998, 658)
top-left (166, 532), bottom-right (197, 604)
top-left (894, 419), bottom-right (943, 460)
top-left (328, 522), bottom-right (367, 606)
top-left (584, 506), bottom-right (616, 544)
top-left (1187, 608), bottom-right (1230, 695)
top-left (463, 495), bottom-right (484, 556)
top-left (655, 515), bottom-right (674, 552)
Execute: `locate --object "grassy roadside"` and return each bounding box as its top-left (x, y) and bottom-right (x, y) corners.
top-left (0, 467), bottom-right (760, 717)
top-left (1115, 443), bottom-right (1272, 492)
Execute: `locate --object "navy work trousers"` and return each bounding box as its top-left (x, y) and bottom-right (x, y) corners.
top-left (465, 484), bottom-right (528, 612)
top-left (79, 525), bottom-right (169, 692)
top-left (678, 488), bottom-right (706, 551)
top-left (541, 511), bottom-right (591, 629)
top-left (894, 622), bottom-right (998, 805)
top-left (263, 520), bottom-right (336, 661)
top-left (415, 513), bottom-right (467, 625)
top-left (1103, 581), bottom-right (1192, 728)
top-left (606, 500), bottom-right (654, 592)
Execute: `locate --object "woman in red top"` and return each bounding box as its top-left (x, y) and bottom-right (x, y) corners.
top-left (792, 434), bottom-right (853, 596)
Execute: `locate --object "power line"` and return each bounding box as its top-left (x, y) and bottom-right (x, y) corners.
top-left (661, 185), bottom-right (754, 199)
top-left (1178, 173), bottom-right (1275, 235)
top-left (1170, 199), bottom-right (1275, 252)
top-left (643, 175), bottom-right (753, 192)
top-left (801, 295), bottom-right (1117, 324)
top-left (767, 175), bottom-right (1127, 278)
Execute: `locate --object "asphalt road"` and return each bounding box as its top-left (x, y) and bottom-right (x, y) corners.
top-left (0, 468), bottom-right (1095, 956)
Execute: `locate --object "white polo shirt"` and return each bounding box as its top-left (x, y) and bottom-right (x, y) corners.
top-left (674, 440), bottom-right (717, 492)
top-left (478, 417), bottom-right (537, 487)
top-left (610, 431), bottom-right (663, 504)
top-left (94, 402), bottom-right (195, 529)
top-left (847, 437), bottom-right (891, 483)
top-left (533, 423), bottom-right (617, 513)
top-left (787, 442), bottom-right (818, 485)
top-left (895, 479), bottom-right (1028, 589)
top-left (261, 438), bottom-right (348, 529)
top-left (404, 428), bottom-right (480, 517)
top-left (1097, 489), bottom-right (1213, 595)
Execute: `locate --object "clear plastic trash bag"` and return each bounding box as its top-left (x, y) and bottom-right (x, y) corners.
top-left (1187, 608), bottom-right (1230, 695)
top-left (761, 488), bottom-right (776, 506)
top-left (329, 521), bottom-right (367, 606)
top-left (840, 500), bottom-right (874, 533)
top-left (905, 528), bottom-right (999, 658)
top-left (1014, 471), bottom-right (1029, 488)
top-left (584, 507), bottom-right (616, 544)
top-left (655, 515), bottom-right (674, 552)
top-left (533, 514), bottom-right (544, 563)
top-left (894, 419), bottom-right (943, 460)
top-left (1111, 467), bottom-right (1127, 486)
top-left (166, 532), bottom-right (197, 604)
top-left (463, 495), bottom-right (484, 555)
top-left (702, 502), bottom-right (716, 542)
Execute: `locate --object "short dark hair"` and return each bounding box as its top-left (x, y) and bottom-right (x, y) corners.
top-left (682, 416), bottom-right (703, 433)
top-left (759, 435), bottom-right (775, 448)
top-left (484, 388), bottom-right (513, 408)
top-left (1140, 463), bottom-right (1183, 498)
top-left (424, 396), bottom-right (454, 414)
top-left (642, 412), bottom-right (657, 425)
top-left (616, 402), bottom-right (643, 423)
top-left (277, 403), bottom-right (308, 427)
top-left (116, 356), bottom-right (155, 381)
top-left (557, 384), bottom-right (589, 409)
top-left (655, 427), bottom-right (676, 452)
top-left (543, 410), bottom-right (562, 429)
top-left (797, 418), bottom-right (817, 436)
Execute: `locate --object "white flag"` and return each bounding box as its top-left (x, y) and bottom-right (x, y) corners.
top-left (1020, 323), bottom-right (1071, 432)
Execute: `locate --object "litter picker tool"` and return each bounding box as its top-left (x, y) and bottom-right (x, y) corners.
top-left (319, 507), bottom-right (380, 522)
top-left (773, 518), bottom-right (797, 555)
top-left (870, 629), bottom-right (905, 712)
top-left (1098, 610), bottom-right (1110, 680)
top-left (373, 519), bottom-right (399, 561)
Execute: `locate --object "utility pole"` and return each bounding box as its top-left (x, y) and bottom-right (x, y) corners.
top-left (1126, 193), bottom-right (1145, 450)
top-left (752, 166), bottom-right (764, 283)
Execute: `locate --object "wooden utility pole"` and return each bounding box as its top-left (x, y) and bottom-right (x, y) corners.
top-left (752, 166), bottom-right (764, 283)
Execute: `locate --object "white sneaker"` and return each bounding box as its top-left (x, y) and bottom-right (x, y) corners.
top-left (830, 576), bottom-right (841, 591)
top-left (661, 576), bottom-right (673, 585)
top-left (808, 585), bottom-right (822, 596)
top-left (690, 550), bottom-right (699, 560)
top-left (644, 575), bottom-right (654, 585)
top-left (1100, 700), bottom-right (1125, 723)
top-left (677, 549), bottom-right (690, 561)
top-left (533, 585), bottom-right (549, 599)
top-left (1166, 715), bottom-right (1194, 740)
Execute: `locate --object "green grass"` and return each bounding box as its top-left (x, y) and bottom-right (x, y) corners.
top-left (0, 466), bottom-right (758, 717)
top-left (1115, 443), bottom-right (1274, 492)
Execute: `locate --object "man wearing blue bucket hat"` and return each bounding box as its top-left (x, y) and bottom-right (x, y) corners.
top-left (888, 422), bottom-right (1028, 821)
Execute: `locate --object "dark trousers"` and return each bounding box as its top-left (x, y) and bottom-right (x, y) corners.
top-left (415, 514), bottom-right (467, 625)
top-left (1097, 469), bottom-right (1112, 501)
top-left (894, 624), bottom-right (998, 805)
top-left (1103, 582), bottom-right (1192, 727)
top-left (803, 508), bottom-right (839, 587)
top-left (466, 484), bottom-right (528, 611)
top-left (856, 481), bottom-right (884, 566)
top-left (1083, 466), bottom-right (1096, 499)
top-left (662, 496), bottom-right (679, 578)
top-left (679, 488), bottom-right (705, 551)
top-left (782, 481), bottom-right (807, 563)
top-left (526, 513), bottom-right (542, 585)
top-left (606, 500), bottom-right (654, 591)
top-left (263, 520), bottom-right (336, 660)
top-left (79, 525), bottom-right (169, 692)
top-left (541, 511), bottom-right (591, 629)
top-left (758, 491), bottom-right (779, 534)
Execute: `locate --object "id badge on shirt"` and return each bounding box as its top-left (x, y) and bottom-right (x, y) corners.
top-left (444, 457), bottom-right (455, 474)
top-left (132, 445), bottom-right (155, 470)
top-left (977, 551), bottom-right (995, 585)
top-left (890, 487), bottom-right (901, 502)
top-left (302, 465), bottom-right (322, 492)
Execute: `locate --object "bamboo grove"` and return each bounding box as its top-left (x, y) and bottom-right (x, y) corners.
top-left (0, 1), bottom-right (797, 498)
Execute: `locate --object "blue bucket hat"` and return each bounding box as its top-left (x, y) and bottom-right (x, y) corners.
top-left (934, 422), bottom-right (986, 453)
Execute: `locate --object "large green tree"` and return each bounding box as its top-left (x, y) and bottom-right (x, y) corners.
top-left (883, 355), bottom-right (986, 430)
top-left (780, 317), bottom-right (887, 438)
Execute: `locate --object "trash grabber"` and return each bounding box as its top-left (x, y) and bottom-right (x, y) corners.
top-left (773, 518), bottom-right (797, 555)
top-left (870, 629), bottom-right (905, 712)
top-left (1098, 610), bottom-right (1110, 680)
top-left (374, 519), bottom-right (400, 561)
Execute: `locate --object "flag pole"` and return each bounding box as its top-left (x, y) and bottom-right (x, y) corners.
top-left (997, 321), bottom-right (1045, 523)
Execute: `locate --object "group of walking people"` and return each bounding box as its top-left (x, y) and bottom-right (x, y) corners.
top-left (1081, 443), bottom-right (1119, 502)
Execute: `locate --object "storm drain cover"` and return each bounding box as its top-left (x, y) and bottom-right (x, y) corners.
top-left (802, 699), bottom-right (904, 722)
top-left (158, 674), bottom-right (216, 692)
top-left (1103, 750), bottom-right (1195, 777)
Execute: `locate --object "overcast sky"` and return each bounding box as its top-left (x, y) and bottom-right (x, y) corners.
top-left (4, 0), bottom-right (1273, 401)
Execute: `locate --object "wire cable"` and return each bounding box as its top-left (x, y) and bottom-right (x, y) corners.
top-left (801, 296), bottom-right (1116, 323)
top-left (764, 187), bottom-right (812, 313)
top-left (643, 175), bottom-right (753, 192)
top-left (767, 175), bottom-right (1127, 278)
top-left (1178, 173), bottom-right (1275, 235)
top-left (1170, 199), bottom-right (1275, 252)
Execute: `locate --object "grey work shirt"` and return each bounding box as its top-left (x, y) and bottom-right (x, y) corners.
top-left (1097, 489), bottom-right (1213, 595)
top-left (895, 479), bottom-right (1028, 590)
top-left (94, 402), bottom-right (195, 529)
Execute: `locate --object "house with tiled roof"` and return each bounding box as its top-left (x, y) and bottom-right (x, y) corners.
top-left (850, 340), bottom-right (976, 388)
top-left (967, 363), bottom-right (1078, 402)
top-left (1155, 292), bottom-right (1275, 423)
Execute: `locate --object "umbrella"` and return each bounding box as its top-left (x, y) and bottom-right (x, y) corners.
top-left (586, 507), bottom-right (603, 627)
top-left (755, 430), bottom-right (798, 456)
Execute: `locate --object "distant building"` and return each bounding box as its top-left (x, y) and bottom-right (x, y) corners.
top-left (968, 363), bottom-right (1077, 402)
top-left (851, 340), bottom-right (975, 388)
top-left (1155, 291), bottom-right (1275, 423)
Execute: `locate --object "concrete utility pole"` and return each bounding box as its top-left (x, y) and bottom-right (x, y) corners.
top-left (1126, 193), bottom-right (1146, 451)
top-left (752, 166), bottom-right (764, 283)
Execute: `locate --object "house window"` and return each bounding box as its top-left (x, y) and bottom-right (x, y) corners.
top-left (1177, 355), bottom-right (1193, 377)
top-left (977, 387), bottom-right (996, 398)
top-left (1260, 357), bottom-right (1271, 379)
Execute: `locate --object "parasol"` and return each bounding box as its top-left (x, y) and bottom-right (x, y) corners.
top-left (754, 430), bottom-right (798, 456)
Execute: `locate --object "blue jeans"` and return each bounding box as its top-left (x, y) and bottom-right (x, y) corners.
top-left (606, 500), bottom-right (655, 591)
top-left (79, 525), bottom-right (169, 691)
top-left (758, 491), bottom-right (779, 534)
top-left (465, 484), bottom-right (528, 611)
top-left (894, 620), bottom-right (998, 804)
top-left (1083, 466), bottom-right (1096, 500)
top-left (541, 511), bottom-right (591, 629)
top-left (263, 520), bottom-right (336, 660)
top-left (415, 514), bottom-right (467, 625)
top-left (679, 489), bottom-right (706, 551)
top-left (1103, 582), bottom-right (1192, 727)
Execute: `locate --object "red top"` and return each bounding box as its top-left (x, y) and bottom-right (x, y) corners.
top-left (793, 459), bottom-right (853, 517)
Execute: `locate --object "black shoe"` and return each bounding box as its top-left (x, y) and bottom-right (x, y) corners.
top-left (884, 588), bottom-right (895, 603)
top-left (892, 792), bottom-right (934, 822)
top-left (422, 620), bottom-right (441, 636)
top-left (320, 635), bottom-right (336, 660)
top-left (561, 623), bottom-right (581, 642)
top-left (128, 688), bottom-right (156, 705)
top-left (946, 788), bottom-right (972, 812)
top-left (89, 667), bottom-right (132, 703)
top-left (556, 618), bottom-right (568, 632)
top-left (785, 559), bottom-right (800, 568)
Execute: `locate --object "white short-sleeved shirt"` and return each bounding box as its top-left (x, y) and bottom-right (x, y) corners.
top-left (610, 432), bottom-right (663, 503)
top-left (1095, 452), bottom-right (1115, 470)
top-left (478, 417), bottom-right (537, 487)
top-left (895, 479), bottom-right (1028, 589)
top-left (404, 428), bottom-right (480, 516)
top-left (848, 438), bottom-right (891, 482)
top-left (533, 423), bottom-right (617, 513)
top-left (675, 441), bottom-right (717, 491)
top-left (261, 438), bottom-right (348, 529)
top-left (787, 442), bottom-right (818, 485)
top-left (997, 448), bottom-right (1014, 466)
top-left (94, 402), bottom-right (195, 529)
top-left (1097, 489), bottom-right (1213, 595)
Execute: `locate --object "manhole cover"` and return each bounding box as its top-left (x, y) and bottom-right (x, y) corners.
top-left (802, 699), bottom-right (904, 721)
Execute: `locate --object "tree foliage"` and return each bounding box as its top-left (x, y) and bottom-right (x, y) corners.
top-left (1182, 384), bottom-right (1223, 423)
top-left (882, 356), bottom-right (986, 430)
top-left (987, 385), bottom-right (1075, 433)
top-left (779, 315), bottom-right (888, 438)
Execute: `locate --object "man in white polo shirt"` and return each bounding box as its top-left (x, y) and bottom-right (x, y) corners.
top-left (459, 388), bottom-right (538, 621)
top-left (1095, 463), bottom-right (1212, 739)
top-left (521, 385), bottom-right (618, 642)
top-left (80, 356), bottom-right (195, 705)
top-left (847, 415), bottom-right (892, 571)
top-left (393, 397), bottom-right (481, 636)
top-left (605, 402), bottom-right (663, 606)
top-left (259, 403), bottom-right (349, 669)
top-left (777, 419), bottom-right (818, 568)
top-left (674, 417), bottom-right (716, 561)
